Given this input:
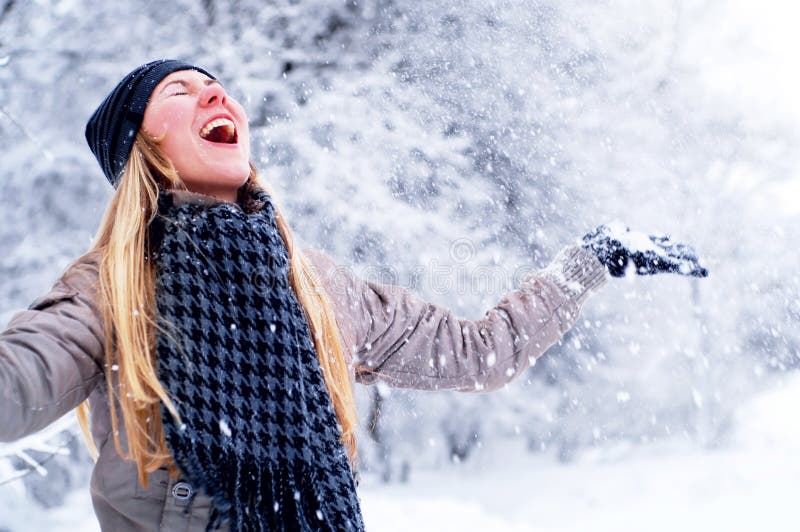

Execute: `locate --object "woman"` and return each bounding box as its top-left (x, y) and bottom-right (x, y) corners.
top-left (0, 59), bottom-right (707, 531)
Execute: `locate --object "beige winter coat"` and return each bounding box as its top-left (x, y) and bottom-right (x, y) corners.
top-left (0, 190), bottom-right (607, 531)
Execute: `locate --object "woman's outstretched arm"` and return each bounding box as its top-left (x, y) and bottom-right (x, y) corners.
top-left (0, 256), bottom-right (104, 441)
top-left (304, 246), bottom-right (607, 392)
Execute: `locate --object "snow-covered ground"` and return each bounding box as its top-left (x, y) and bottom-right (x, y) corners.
top-left (360, 374), bottom-right (800, 532)
top-left (362, 443), bottom-right (796, 532)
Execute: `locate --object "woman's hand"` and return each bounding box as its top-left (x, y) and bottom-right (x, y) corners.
top-left (582, 222), bottom-right (709, 278)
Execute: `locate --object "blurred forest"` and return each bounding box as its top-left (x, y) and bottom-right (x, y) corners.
top-left (0, 0), bottom-right (797, 526)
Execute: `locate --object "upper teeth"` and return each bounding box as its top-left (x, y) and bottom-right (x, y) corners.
top-left (200, 117), bottom-right (235, 138)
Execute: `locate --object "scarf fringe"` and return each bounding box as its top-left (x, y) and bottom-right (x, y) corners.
top-left (201, 457), bottom-right (361, 532)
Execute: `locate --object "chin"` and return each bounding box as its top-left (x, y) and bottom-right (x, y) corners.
top-left (209, 164), bottom-right (251, 184)
top-left (180, 169), bottom-right (251, 198)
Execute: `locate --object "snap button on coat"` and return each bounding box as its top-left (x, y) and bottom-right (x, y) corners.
top-left (172, 482), bottom-right (194, 503)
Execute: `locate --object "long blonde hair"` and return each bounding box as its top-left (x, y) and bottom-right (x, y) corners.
top-left (75, 132), bottom-right (358, 486)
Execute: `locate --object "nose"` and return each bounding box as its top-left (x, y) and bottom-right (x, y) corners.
top-left (199, 83), bottom-right (227, 107)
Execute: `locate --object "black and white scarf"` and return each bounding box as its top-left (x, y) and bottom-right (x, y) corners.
top-left (150, 184), bottom-right (364, 532)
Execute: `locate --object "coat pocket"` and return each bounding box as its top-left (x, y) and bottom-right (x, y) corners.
top-left (94, 442), bottom-right (169, 531)
top-left (134, 466), bottom-right (171, 501)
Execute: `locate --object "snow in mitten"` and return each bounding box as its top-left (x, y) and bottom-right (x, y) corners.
top-left (581, 221), bottom-right (709, 278)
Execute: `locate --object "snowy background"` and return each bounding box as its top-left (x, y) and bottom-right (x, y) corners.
top-left (1, 0), bottom-right (798, 530)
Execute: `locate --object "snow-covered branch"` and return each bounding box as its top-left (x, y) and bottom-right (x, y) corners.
top-left (0, 414), bottom-right (80, 485)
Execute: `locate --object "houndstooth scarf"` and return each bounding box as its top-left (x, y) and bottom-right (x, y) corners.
top-left (150, 184), bottom-right (364, 532)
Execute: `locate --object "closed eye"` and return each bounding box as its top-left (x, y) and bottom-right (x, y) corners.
top-left (160, 78), bottom-right (221, 97)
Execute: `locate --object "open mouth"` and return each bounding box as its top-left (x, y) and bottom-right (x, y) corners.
top-left (199, 117), bottom-right (238, 144)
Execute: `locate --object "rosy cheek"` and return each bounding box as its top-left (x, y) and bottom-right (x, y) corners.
top-left (230, 101), bottom-right (248, 123)
top-left (232, 106), bottom-right (250, 137)
top-left (143, 103), bottom-right (190, 139)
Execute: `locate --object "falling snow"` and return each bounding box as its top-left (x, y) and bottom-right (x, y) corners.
top-left (0, 0), bottom-right (798, 530)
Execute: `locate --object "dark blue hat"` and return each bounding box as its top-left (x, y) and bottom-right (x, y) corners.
top-left (85, 59), bottom-right (216, 187)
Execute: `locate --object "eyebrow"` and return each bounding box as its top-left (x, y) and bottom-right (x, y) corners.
top-left (159, 78), bottom-right (222, 94)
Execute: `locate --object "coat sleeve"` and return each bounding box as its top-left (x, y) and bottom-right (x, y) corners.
top-left (0, 256), bottom-right (104, 442)
top-left (303, 245), bottom-right (608, 393)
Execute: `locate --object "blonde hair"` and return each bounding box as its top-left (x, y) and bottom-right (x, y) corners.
top-left (75, 132), bottom-right (359, 487)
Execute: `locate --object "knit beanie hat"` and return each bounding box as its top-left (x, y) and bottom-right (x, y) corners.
top-left (85, 59), bottom-right (216, 187)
